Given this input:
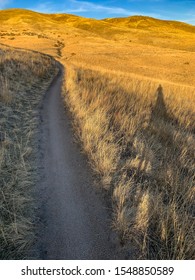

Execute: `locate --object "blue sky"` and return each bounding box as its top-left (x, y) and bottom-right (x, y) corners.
top-left (0, 0), bottom-right (195, 24)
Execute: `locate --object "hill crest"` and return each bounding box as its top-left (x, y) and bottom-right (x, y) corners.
top-left (0, 8), bottom-right (194, 33)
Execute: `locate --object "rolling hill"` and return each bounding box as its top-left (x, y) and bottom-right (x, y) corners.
top-left (104, 15), bottom-right (195, 33)
top-left (0, 8), bottom-right (195, 260)
top-left (0, 9), bottom-right (195, 41)
top-left (0, 8), bottom-right (194, 89)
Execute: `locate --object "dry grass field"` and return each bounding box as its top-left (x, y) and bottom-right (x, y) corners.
top-left (0, 8), bottom-right (194, 259)
top-left (65, 67), bottom-right (195, 259)
top-left (0, 44), bottom-right (57, 259)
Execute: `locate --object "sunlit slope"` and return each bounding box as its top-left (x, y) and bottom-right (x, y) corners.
top-left (0, 9), bottom-right (195, 86)
top-left (104, 16), bottom-right (195, 33)
top-left (104, 16), bottom-right (195, 51)
top-left (0, 9), bottom-right (54, 29)
top-left (0, 8), bottom-right (126, 37)
top-left (1, 9), bottom-right (195, 47)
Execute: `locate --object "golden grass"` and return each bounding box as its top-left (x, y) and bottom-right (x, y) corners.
top-left (65, 65), bottom-right (195, 259)
top-left (0, 9), bottom-right (194, 259)
top-left (1, 9), bottom-right (195, 91)
top-left (0, 45), bottom-right (57, 259)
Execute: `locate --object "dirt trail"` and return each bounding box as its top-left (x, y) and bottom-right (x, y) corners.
top-left (36, 64), bottom-right (122, 259)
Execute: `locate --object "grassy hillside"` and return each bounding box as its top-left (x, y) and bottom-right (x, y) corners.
top-left (1, 9), bottom-right (194, 83)
top-left (0, 44), bottom-right (57, 259)
top-left (65, 65), bottom-right (195, 260)
top-left (0, 8), bottom-right (194, 259)
top-left (0, 9), bottom-right (195, 44)
top-left (104, 15), bottom-right (195, 33)
top-left (1, 9), bottom-right (194, 33)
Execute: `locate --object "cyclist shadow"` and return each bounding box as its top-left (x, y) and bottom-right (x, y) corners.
top-left (136, 84), bottom-right (174, 176)
top-left (150, 84), bottom-right (173, 124)
top-left (111, 85), bottom-right (172, 187)
top-left (111, 84), bottom-right (191, 258)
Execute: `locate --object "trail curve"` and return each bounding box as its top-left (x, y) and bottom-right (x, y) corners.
top-left (36, 64), bottom-right (122, 260)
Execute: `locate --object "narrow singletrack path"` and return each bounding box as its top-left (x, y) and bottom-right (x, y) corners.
top-left (36, 64), bottom-right (122, 259)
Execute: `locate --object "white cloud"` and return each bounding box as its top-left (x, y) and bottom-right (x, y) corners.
top-left (29, 0), bottom-right (162, 19)
top-left (31, 2), bottom-right (59, 14)
top-left (30, 0), bottom-right (135, 16)
top-left (0, 0), bottom-right (11, 9)
top-left (67, 0), bottom-right (162, 18)
top-left (180, 18), bottom-right (195, 25)
top-left (69, 0), bottom-right (133, 15)
top-left (30, 1), bottom-right (71, 14)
